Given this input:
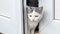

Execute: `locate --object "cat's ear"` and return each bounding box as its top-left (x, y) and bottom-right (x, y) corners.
top-left (26, 6), bottom-right (32, 10)
top-left (38, 6), bottom-right (43, 14)
top-left (26, 6), bottom-right (33, 13)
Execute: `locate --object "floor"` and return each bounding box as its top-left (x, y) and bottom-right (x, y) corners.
top-left (35, 32), bottom-right (39, 34)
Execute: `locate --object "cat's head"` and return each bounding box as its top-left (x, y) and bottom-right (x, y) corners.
top-left (26, 6), bottom-right (43, 22)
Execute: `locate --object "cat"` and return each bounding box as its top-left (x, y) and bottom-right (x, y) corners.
top-left (26, 6), bottom-right (43, 34)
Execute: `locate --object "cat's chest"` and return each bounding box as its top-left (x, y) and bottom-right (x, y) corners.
top-left (29, 22), bottom-right (38, 28)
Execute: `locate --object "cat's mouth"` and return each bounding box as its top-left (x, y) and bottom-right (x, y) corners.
top-left (31, 20), bottom-right (36, 22)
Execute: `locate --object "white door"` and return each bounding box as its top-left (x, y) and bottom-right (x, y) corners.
top-left (39, 0), bottom-right (60, 34)
top-left (0, 0), bottom-right (22, 34)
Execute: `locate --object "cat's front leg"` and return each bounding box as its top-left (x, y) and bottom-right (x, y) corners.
top-left (28, 27), bottom-right (30, 34)
top-left (31, 28), bottom-right (35, 34)
top-left (28, 30), bottom-right (30, 34)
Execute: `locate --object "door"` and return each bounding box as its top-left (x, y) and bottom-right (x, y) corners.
top-left (39, 0), bottom-right (60, 34)
top-left (0, 0), bottom-right (22, 34)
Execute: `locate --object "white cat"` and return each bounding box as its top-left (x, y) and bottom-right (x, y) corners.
top-left (26, 6), bottom-right (43, 34)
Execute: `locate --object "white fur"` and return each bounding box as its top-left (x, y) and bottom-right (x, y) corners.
top-left (28, 11), bottom-right (42, 34)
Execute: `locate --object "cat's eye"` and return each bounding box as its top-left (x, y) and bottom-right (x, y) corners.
top-left (35, 15), bottom-right (38, 17)
top-left (30, 15), bottom-right (32, 17)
